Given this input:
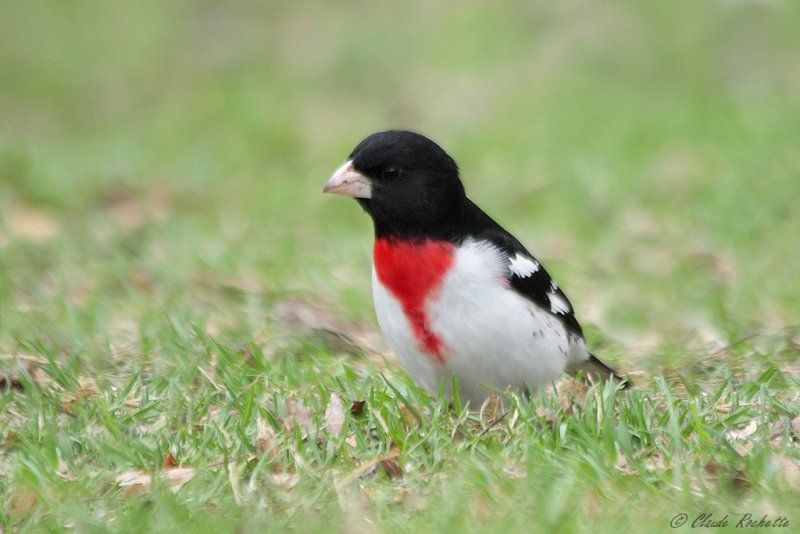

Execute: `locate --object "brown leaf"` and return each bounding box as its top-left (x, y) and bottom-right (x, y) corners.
top-left (350, 400), bottom-right (366, 417)
top-left (129, 270), bottom-right (154, 293)
top-left (7, 488), bottom-right (38, 516)
top-left (63, 376), bottom-right (99, 405)
top-left (324, 393), bottom-right (345, 436)
top-left (162, 453), bottom-right (178, 469)
top-left (705, 460), bottom-right (749, 490)
top-left (398, 406), bottom-right (419, 429)
top-left (731, 469), bottom-right (750, 490)
top-left (335, 445), bottom-right (402, 491)
top-left (379, 458), bottom-right (403, 480)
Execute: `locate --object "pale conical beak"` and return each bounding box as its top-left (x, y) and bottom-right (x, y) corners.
top-left (322, 160), bottom-right (372, 199)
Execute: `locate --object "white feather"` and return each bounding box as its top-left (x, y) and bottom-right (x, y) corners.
top-left (372, 239), bottom-right (585, 406)
top-left (548, 291), bottom-right (571, 314)
top-left (509, 253), bottom-right (539, 278)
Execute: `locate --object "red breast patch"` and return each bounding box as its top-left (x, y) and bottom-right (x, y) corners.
top-left (374, 237), bottom-right (455, 363)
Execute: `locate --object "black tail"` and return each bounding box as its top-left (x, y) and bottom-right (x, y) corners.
top-left (569, 353), bottom-right (632, 389)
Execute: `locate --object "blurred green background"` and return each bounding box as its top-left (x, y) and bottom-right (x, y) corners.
top-left (2, 1), bottom-right (800, 531)
top-left (2, 0), bottom-right (799, 372)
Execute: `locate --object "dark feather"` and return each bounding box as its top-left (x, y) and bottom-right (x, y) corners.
top-left (568, 353), bottom-right (631, 389)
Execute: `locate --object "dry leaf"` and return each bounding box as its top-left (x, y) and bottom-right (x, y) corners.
top-left (479, 395), bottom-right (504, 425)
top-left (398, 406), bottom-right (418, 429)
top-left (0, 354), bottom-right (49, 392)
top-left (715, 403), bottom-right (732, 414)
top-left (7, 488), bottom-right (38, 516)
top-left (769, 415), bottom-right (800, 444)
top-left (6, 203), bottom-right (58, 242)
top-left (162, 453), bottom-right (178, 469)
top-left (557, 380), bottom-right (589, 415)
top-left (734, 441), bottom-right (753, 457)
top-left (356, 461), bottom-right (380, 481)
top-left (335, 446), bottom-right (402, 491)
top-left (57, 459), bottom-right (69, 477)
top-left (705, 460), bottom-right (749, 490)
top-left (350, 400), bottom-right (366, 417)
top-left (726, 420), bottom-right (758, 441)
top-left (773, 455), bottom-right (800, 491)
top-left (379, 458), bottom-right (403, 480)
top-left (731, 469), bottom-right (749, 490)
top-left (117, 467), bottom-right (196, 496)
top-left (644, 454), bottom-right (667, 473)
top-left (164, 467), bottom-right (196, 492)
top-left (284, 401), bottom-right (314, 438)
top-left (117, 469), bottom-right (153, 496)
top-left (615, 452), bottom-right (634, 474)
top-left (325, 393), bottom-right (345, 436)
top-left (255, 417), bottom-right (279, 460)
top-left (129, 270), bottom-right (154, 293)
top-left (534, 405), bottom-right (556, 430)
top-left (272, 472), bottom-right (300, 491)
top-left (63, 376), bottom-right (99, 405)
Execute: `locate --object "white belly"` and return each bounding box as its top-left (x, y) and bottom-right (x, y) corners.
top-left (372, 240), bottom-right (582, 406)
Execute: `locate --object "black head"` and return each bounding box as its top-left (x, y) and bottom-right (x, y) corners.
top-left (323, 130), bottom-right (466, 238)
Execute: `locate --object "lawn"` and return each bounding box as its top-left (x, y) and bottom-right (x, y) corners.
top-left (1, 1), bottom-right (799, 532)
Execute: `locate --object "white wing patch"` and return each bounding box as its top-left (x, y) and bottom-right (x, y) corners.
top-left (509, 254), bottom-right (540, 278)
top-left (548, 291), bottom-right (571, 314)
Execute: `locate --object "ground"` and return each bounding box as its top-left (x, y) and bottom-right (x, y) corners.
top-left (1, 2), bottom-right (799, 532)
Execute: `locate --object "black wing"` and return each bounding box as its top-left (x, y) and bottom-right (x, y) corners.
top-left (459, 200), bottom-right (584, 338)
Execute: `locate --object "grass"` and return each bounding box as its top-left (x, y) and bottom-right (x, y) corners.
top-left (1, 1), bottom-right (799, 532)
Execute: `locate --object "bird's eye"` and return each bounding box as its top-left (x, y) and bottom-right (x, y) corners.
top-left (382, 167), bottom-right (402, 181)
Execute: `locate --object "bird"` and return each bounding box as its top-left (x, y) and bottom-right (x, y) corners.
top-left (323, 130), bottom-right (627, 406)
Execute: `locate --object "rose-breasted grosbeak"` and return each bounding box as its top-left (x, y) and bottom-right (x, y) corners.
top-left (324, 130), bottom-right (627, 405)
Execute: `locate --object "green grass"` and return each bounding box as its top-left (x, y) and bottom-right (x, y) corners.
top-left (1, 1), bottom-right (799, 532)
